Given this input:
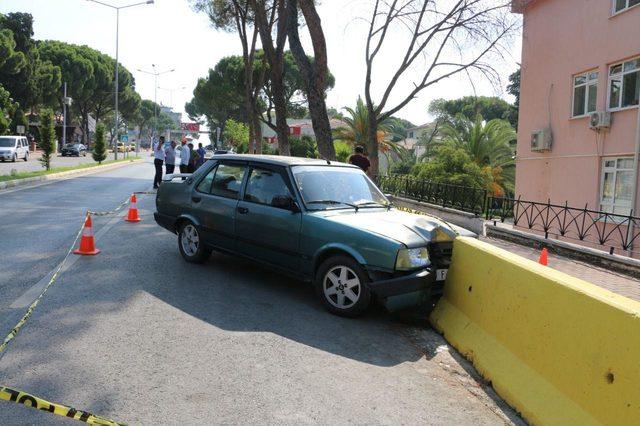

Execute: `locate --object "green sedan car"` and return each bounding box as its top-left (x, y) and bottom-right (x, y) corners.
top-left (154, 155), bottom-right (473, 317)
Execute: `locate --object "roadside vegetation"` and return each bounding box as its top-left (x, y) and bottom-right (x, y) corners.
top-left (0, 156), bottom-right (140, 182)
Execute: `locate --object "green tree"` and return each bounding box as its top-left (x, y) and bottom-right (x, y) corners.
top-left (436, 115), bottom-right (516, 196)
top-left (0, 85), bottom-right (13, 134)
top-left (134, 99), bottom-right (160, 143)
top-left (506, 68), bottom-right (521, 128)
top-left (38, 108), bottom-right (56, 170)
top-left (92, 123), bottom-right (107, 164)
top-left (9, 107), bottom-right (27, 134)
top-left (429, 96), bottom-right (518, 128)
top-left (333, 140), bottom-right (351, 163)
top-left (223, 118), bottom-right (249, 153)
top-left (333, 97), bottom-right (407, 165)
top-left (412, 145), bottom-right (492, 189)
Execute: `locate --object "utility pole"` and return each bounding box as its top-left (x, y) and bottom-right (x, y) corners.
top-left (62, 82), bottom-right (67, 148)
top-left (137, 65), bottom-right (175, 147)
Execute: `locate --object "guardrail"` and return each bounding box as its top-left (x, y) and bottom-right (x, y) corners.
top-left (375, 174), bottom-right (488, 215)
top-left (486, 197), bottom-right (640, 255)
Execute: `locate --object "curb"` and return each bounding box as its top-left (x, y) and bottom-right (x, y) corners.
top-left (0, 159), bottom-right (143, 192)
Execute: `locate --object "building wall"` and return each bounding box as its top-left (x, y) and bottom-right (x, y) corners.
top-left (516, 0), bottom-right (640, 213)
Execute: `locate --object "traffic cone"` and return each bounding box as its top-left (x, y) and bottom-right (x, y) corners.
top-left (538, 248), bottom-right (548, 266)
top-left (73, 215), bottom-right (100, 255)
top-left (125, 194), bottom-right (141, 223)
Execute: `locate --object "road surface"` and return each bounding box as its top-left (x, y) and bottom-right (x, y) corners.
top-left (0, 160), bottom-right (522, 425)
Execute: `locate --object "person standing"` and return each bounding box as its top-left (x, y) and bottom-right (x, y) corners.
top-left (188, 143), bottom-right (199, 173)
top-left (196, 142), bottom-right (206, 169)
top-left (165, 140), bottom-right (176, 175)
top-left (153, 136), bottom-right (165, 189)
top-left (179, 139), bottom-right (190, 175)
top-left (348, 145), bottom-right (371, 174)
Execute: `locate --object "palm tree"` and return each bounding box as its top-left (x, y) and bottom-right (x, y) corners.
top-left (436, 114), bottom-right (516, 196)
top-left (333, 97), bottom-right (408, 168)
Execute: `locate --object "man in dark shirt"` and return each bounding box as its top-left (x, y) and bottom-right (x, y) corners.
top-left (348, 145), bottom-right (371, 173)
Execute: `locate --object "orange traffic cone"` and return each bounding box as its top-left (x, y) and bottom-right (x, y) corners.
top-left (538, 248), bottom-right (548, 266)
top-left (125, 194), bottom-right (141, 223)
top-left (73, 215), bottom-right (100, 255)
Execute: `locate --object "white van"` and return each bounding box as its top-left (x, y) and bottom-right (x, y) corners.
top-left (0, 136), bottom-right (30, 162)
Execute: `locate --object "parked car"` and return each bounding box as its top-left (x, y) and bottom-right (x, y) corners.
top-left (0, 136), bottom-right (29, 162)
top-left (155, 155), bottom-right (475, 317)
top-left (116, 142), bottom-right (127, 153)
top-left (61, 143), bottom-right (87, 157)
top-left (129, 143), bottom-right (136, 152)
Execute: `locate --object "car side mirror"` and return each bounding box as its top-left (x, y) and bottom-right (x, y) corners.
top-left (272, 195), bottom-right (300, 212)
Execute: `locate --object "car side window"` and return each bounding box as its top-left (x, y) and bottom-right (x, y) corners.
top-left (244, 167), bottom-right (293, 208)
top-left (211, 163), bottom-right (246, 199)
top-left (196, 165), bottom-right (217, 193)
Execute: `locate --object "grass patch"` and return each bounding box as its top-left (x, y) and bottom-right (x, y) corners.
top-left (0, 157), bottom-right (141, 182)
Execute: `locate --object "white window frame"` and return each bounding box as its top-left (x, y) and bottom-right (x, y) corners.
top-left (600, 157), bottom-right (635, 217)
top-left (571, 70), bottom-right (599, 118)
top-left (607, 56), bottom-right (640, 111)
top-left (612, 0), bottom-right (640, 15)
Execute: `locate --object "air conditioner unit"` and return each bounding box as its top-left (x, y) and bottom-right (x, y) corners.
top-left (589, 111), bottom-right (611, 130)
top-left (531, 129), bottom-right (552, 152)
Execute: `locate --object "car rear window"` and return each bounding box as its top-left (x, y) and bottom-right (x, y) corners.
top-left (211, 164), bottom-right (246, 199)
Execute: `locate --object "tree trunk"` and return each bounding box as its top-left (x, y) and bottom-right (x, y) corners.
top-left (286, 0), bottom-right (335, 160)
top-left (366, 106), bottom-right (379, 177)
top-left (271, 70), bottom-right (290, 155)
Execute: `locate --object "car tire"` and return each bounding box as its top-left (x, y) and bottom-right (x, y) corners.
top-left (23, 152), bottom-right (28, 162)
top-left (12, 154), bottom-right (16, 162)
top-left (177, 222), bottom-right (211, 264)
top-left (314, 255), bottom-right (372, 318)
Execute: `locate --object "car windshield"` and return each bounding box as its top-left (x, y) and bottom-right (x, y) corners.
top-left (292, 165), bottom-right (389, 210)
top-left (64, 144), bottom-right (77, 148)
top-left (0, 138), bottom-right (17, 147)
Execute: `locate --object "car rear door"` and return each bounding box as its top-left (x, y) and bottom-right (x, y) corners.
top-left (190, 161), bottom-right (247, 252)
top-left (235, 164), bottom-right (302, 272)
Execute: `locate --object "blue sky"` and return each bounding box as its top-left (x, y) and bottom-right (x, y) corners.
top-left (1, 0), bottom-right (521, 125)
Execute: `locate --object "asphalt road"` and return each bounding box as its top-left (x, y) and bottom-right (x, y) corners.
top-left (0, 161), bottom-right (522, 425)
top-left (0, 151), bottom-right (141, 176)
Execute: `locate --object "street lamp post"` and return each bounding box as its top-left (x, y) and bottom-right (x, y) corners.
top-left (86, 0), bottom-right (154, 160)
top-left (137, 66), bottom-right (175, 146)
top-left (158, 86), bottom-right (186, 109)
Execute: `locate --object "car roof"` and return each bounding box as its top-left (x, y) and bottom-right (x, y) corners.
top-left (211, 154), bottom-right (357, 168)
top-left (1, 136), bottom-right (25, 139)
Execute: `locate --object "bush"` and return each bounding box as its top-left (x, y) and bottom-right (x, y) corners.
top-left (38, 108), bottom-right (56, 170)
top-left (334, 140), bottom-right (351, 163)
top-left (290, 135), bottom-right (318, 158)
top-left (92, 123), bottom-right (108, 164)
top-left (411, 145), bottom-right (492, 189)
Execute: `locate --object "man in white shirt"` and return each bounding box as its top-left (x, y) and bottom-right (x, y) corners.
top-left (179, 139), bottom-right (190, 176)
top-left (165, 140), bottom-right (176, 174)
top-left (153, 136), bottom-right (166, 189)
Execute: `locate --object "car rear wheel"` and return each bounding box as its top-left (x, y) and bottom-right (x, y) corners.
top-left (315, 255), bottom-right (372, 318)
top-left (178, 222), bottom-right (211, 263)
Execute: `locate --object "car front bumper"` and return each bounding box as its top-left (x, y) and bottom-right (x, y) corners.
top-left (0, 152), bottom-right (15, 159)
top-left (368, 268), bottom-right (445, 311)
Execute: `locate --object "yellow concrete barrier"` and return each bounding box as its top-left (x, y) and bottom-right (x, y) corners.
top-left (430, 237), bottom-right (640, 425)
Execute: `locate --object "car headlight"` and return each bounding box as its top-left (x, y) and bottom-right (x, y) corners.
top-left (395, 247), bottom-right (430, 271)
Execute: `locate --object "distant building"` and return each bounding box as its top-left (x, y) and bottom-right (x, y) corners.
top-left (260, 118), bottom-right (348, 144)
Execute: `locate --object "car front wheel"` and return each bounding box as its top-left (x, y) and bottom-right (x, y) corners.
top-left (23, 152), bottom-right (28, 162)
top-left (12, 154), bottom-right (16, 162)
top-left (315, 255), bottom-right (372, 318)
top-left (178, 222), bottom-right (211, 263)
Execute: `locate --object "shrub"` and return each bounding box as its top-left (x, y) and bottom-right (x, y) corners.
top-left (92, 123), bottom-right (108, 164)
top-left (38, 108), bottom-right (56, 170)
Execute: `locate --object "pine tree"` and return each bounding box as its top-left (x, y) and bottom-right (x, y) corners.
top-left (93, 123), bottom-right (107, 164)
top-left (38, 108), bottom-right (55, 170)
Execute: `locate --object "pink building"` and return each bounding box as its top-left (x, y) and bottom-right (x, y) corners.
top-left (513, 0), bottom-right (640, 218)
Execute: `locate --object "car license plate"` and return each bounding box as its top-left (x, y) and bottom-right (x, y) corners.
top-left (436, 269), bottom-right (448, 281)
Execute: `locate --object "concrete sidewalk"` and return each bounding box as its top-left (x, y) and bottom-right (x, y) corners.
top-left (482, 237), bottom-right (640, 302)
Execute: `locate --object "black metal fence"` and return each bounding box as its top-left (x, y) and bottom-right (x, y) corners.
top-left (486, 197), bottom-right (640, 255)
top-left (375, 174), bottom-right (488, 215)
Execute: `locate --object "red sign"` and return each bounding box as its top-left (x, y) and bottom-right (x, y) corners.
top-left (181, 122), bottom-right (200, 132)
top-left (289, 126), bottom-right (301, 136)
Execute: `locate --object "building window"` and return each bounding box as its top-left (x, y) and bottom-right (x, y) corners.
top-left (600, 157), bottom-right (634, 216)
top-left (613, 0), bottom-right (640, 14)
top-left (572, 71), bottom-right (598, 117)
top-left (608, 57), bottom-right (640, 110)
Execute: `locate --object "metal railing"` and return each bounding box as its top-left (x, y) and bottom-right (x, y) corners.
top-left (486, 197), bottom-right (640, 255)
top-left (375, 174), bottom-right (488, 215)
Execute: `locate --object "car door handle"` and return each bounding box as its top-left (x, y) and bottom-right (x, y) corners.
top-left (237, 206), bottom-right (249, 214)
top-left (192, 196), bottom-right (201, 203)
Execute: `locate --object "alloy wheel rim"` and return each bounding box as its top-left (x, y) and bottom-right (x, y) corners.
top-left (323, 266), bottom-right (361, 309)
top-left (181, 225), bottom-right (199, 256)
